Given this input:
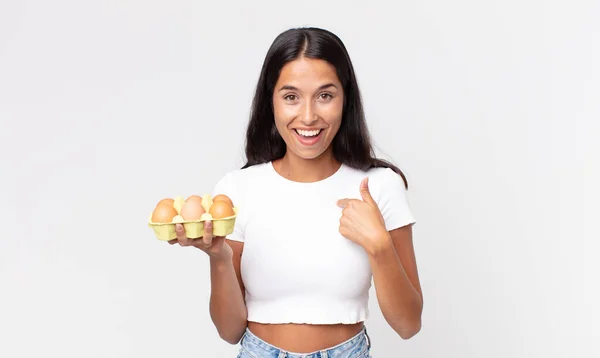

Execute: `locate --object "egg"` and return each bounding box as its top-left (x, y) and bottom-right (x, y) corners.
top-left (212, 194), bottom-right (234, 207)
top-left (180, 196), bottom-right (205, 221)
top-left (151, 203), bottom-right (178, 223)
top-left (157, 198), bottom-right (174, 207)
top-left (209, 200), bottom-right (235, 219)
top-left (185, 195), bottom-right (203, 204)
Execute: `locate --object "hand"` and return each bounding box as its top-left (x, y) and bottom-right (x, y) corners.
top-left (337, 177), bottom-right (390, 254)
top-left (168, 221), bottom-right (232, 259)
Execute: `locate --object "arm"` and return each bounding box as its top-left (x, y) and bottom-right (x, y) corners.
top-left (208, 239), bottom-right (247, 344)
top-left (368, 224), bottom-right (423, 339)
top-left (337, 176), bottom-right (423, 339)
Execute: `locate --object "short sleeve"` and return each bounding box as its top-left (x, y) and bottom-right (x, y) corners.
top-left (374, 168), bottom-right (416, 231)
top-left (212, 172), bottom-right (245, 242)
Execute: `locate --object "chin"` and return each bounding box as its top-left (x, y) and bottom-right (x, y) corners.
top-left (289, 147), bottom-right (330, 161)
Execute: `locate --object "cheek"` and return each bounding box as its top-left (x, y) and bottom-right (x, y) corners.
top-left (322, 102), bottom-right (343, 131)
top-left (273, 101), bottom-right (297, 126)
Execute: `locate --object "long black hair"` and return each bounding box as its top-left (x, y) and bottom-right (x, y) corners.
top-left (242, 27), bottom-right (408, 189)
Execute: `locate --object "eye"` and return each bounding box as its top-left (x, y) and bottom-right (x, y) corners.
top-left (318, 93), bottom-right (333, 101)
top-left (284, 94), bottom-right (298, 101)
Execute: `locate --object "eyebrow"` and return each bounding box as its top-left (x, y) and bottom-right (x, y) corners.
top-left (278, 83), bottom-right (338, 92)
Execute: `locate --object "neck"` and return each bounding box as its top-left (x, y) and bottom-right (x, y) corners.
top-left (274, 150), bottom-right (341, 183)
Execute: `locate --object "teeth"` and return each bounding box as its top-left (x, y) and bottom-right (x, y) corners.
top-left (296, 129), bottom-right (321, 137)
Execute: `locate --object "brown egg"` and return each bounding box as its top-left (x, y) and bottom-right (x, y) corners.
top-left (157, 198), bottom-right (174, 207)
top-left (212, 194), bottom-right (234, 207)
top-left (209, 201), bottom-right (235, 219)
top-left (151, 203), bottom-right (178, 223)
top-left (180, 197), bottom-right (205, 221)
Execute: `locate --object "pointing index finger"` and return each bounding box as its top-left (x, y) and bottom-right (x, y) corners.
top-left (337, 198), bottom-right (350, 208)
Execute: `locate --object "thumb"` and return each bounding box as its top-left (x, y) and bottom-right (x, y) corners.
top-left (360, 177), bottom-right (375, 204)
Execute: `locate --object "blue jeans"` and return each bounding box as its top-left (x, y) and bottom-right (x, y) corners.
top-left (236, 326), bottom-right (372, 358)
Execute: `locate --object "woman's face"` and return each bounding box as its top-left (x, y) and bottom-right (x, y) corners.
top-left (272, 57), bottom-right (344, 161)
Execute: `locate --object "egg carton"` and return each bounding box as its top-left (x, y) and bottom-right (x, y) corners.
top-left (148, 194), bottom-right (238, 241)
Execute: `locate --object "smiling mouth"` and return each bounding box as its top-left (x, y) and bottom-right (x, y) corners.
top-left (294, 129), bottom-right (322, 137)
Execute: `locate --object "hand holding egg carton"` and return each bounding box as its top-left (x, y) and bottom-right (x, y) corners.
top-left (148, 194), bottom-right (237, 241)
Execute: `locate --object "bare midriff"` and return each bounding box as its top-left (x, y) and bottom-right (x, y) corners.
top-left (247, 321), bottom-right (365, 353)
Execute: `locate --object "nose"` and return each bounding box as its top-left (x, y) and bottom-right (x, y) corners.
top-left (299, 101), bottom-right (318, 125)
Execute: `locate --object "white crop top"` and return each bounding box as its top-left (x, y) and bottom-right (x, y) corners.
top-left (212, 161), bottom-right (416, 324)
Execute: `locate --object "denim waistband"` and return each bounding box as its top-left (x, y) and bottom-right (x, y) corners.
top-left (239, 325), bottom-right (371, 358)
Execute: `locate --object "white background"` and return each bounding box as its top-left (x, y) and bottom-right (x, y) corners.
top-left (1, 0), bottom-right (598, 357)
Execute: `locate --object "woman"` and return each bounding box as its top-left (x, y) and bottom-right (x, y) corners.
top-left (169, 27), bottom-right (423, 357)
